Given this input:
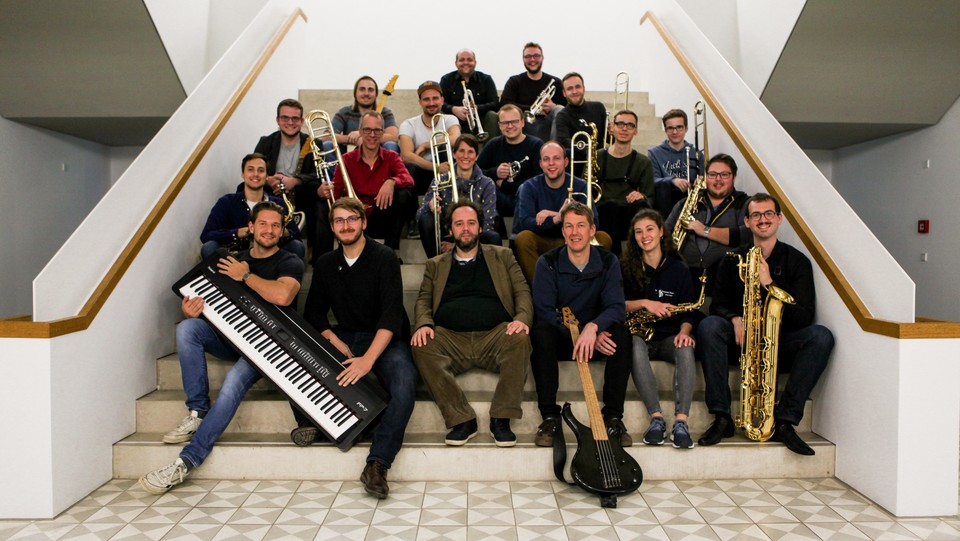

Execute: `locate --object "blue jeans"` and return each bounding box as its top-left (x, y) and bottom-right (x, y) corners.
top-left (201, 239), bottom-right (305, 261)
top-left (293, 329), bottom-right (417, 467)
top-left (175, 318), bottom-right (240, 414)
top-left (697, 315), bottom-right (834, 425)
top-left (180, 356), bottom-right (261, 469)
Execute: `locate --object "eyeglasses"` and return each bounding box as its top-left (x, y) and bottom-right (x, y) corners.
top-left (361, 127), bottom-right (384, 134)
top-left (706, 171), bottom-right (733, 179)
top-left (498, 119), bottom-right (521, 126)
top-left (747, 210), bottom-right (779, 221)
top-left (333, 215), bottom-right (362, 226)
top-left (278, 115), bottom-right (302, 123)
top-left (522, 54), bottom-right (542, 60)
top-left (614, 121), bottom-right (637, 130)
top-left (664, 125), bottom-right (685, 132)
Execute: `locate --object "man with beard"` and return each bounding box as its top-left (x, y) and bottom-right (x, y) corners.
top-left (295, 197), bottom-right (418, 499)
top-left (648, 108), bottom-right (703, 219)
top-left (553, 72), bottom-right (607, 177)
top-left (665, 153), bottom-right (750, 289)
top-left (411, 200), bottom-right (532, 447)
top-left (513, 141), bottom-right (612, 283)
top-left (440, 49), bottom-right (500, 138)
top-left (140, 201), bottom-right (304, 494)
top-left (697, 193), bottom-right (834, 455)
top-left (399, 81), bottom-right (463, 196)
top-left (529, 201), bottom-right (633, 448)
top-left (332, 75), bottom-right (400, 154)
top-left (500, 42), bottom-right (567, 142)
top-left (320, 111), bottom-right (416, 256)
top-left (199, 153), bottom-right (304, 260)
top-left (254, 99), bottom-right (320, 248)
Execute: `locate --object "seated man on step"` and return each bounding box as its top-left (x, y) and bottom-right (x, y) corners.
top-left (411, 200), bottom-right (532, 447)
top-left (139, 201), bottom-right (303, 494)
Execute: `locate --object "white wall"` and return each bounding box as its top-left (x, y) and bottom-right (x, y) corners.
top-left (735, 0), bottom-right (805, 96)
top-left (108, 147), bottom-right (143, 186)
top-left (0, 118), bottom-right (111, 318)
top-left (144, 0), bottom-right (211, 94)
top-left (831, 96), bottom-right (960, 321)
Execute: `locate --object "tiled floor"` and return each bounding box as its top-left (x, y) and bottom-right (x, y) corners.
top-left (3, 478), bottom-right (959, 541)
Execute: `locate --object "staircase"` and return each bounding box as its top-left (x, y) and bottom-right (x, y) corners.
top-left (113, 238), bottom-right (834, 483)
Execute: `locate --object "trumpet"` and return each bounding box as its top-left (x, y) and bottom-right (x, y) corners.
top-left (305, 110), bottom-right (358, 208)
top-left (524, 79), bottom-right (555, 124)
top-left (506, 156), bottom-right (529, 183)
top-left (568, 122), bottom-right (602, 246)
top-left (604, 72), bottom-right (629, 148)
top-left (461, 80), bottom-right (488, 141)
top-left (429, 113), bottom-right (459, 253)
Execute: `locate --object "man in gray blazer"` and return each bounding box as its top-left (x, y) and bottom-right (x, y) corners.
top-left (411, 200), bottom-right (532, 447)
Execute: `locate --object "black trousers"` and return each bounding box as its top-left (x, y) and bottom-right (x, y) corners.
top-left (530, 321), bottom-right (632, 420)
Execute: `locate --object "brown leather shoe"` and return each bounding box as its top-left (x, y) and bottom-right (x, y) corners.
top-left (535, 416), bottom-right (560, 447)
top-left (360, 461), bottom-right (389, 499)
top-left (605, 417), bottom-right (633, 447)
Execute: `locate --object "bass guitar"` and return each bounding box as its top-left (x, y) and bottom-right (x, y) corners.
top-left (560, 307), bottom-right (643, 508)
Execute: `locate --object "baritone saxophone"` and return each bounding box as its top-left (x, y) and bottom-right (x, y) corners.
top-left (735, 246), bottom-right (795, 441)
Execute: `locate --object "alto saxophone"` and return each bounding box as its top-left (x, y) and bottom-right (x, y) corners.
top-left (670, 164), bottom-right (705, 251)
top-left (735, 246), bottom-right (795, 441)
top-left (626, 272), bottom-right (707, 342)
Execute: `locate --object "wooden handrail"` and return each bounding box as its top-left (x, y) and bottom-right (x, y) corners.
top-left (640, 11), bottom-right (960, 339)
top-left (0, 9), bottom-right (308, 339)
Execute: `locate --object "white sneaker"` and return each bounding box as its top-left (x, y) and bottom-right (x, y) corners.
top-left (139, 458), bottom-right (190, 494)
top-left (163, 411), bottom-right (202, 444)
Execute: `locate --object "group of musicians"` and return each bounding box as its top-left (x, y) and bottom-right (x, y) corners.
top-left (138, 42), bottom-right (835, 500)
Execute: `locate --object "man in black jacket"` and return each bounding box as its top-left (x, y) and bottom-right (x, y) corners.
top-left (696, 193), bottom-right (834, 455)
top-left (440, 49), bottom-right (500, 139)
top-left (254, 98), bottom-right (320, 249)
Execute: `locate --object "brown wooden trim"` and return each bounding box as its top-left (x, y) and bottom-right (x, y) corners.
top-left (640, 11), bottom-right (960, 340)
top-left (0, 9), bottom-right (307, 341)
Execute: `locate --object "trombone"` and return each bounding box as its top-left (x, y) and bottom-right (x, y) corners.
top-left (694, 100), bottom-right (709, 168)
top-left (305, 110), bottom-right (358, 208)
top-left (524, 79), bottom-right (555, 124)
top-left (604, 72), bottom-right (629, 148)
top-left (568, 121), bottom-right (602, 246)
top-left (429, 114), bottom-right (459, 253)
top-left (461, 80), bottom-right (488, 141)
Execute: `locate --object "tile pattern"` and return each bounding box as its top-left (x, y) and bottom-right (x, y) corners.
top-left (2, 477), bottom-right (958, 541)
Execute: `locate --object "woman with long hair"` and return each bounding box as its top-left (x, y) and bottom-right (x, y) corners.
top-left (621, 208), bottom-right (699, 449)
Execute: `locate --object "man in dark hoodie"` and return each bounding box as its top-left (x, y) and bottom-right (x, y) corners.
top-left (553, 72), bottom-right (607, 178)
top-left (648, 108), bottom-right (703, 219)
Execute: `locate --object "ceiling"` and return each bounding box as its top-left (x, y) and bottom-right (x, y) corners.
top-left (761, 0), bottom-right (960, 149)
top-left (0, 0), bottom-right (185, 145)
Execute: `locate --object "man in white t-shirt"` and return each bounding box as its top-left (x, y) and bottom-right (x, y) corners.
top-left (399, 80), bottom-right (463, 197)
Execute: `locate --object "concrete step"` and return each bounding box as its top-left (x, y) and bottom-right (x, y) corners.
top-left (113, 430), bottom-right (834, 482)
top-left (156, 353), bottom-right (755, 396)
top-left (136, 387), bottom-right (813, 437)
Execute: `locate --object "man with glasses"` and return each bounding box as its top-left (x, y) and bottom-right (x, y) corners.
top-left (477, 104), bottom-right (544, 227)
top-left (332, 76), bottom-right (400, 154)
top-left (500, 42), bottom-right (567, 142)
top-left (648, 108), bottom-right (703, 219)
top-left (440, 49), bottom-right (500, 138)
top-left (319, 111), bottom-right (415, 256)
top-left (297, 197), bottom-right (418, 499)
top-left (697, 193), bottom-right (834, 456)
top-left (554, 72), bottom-right (607, 177)
top-left (595, 110), bottom-right (654, 255)
top-left (665, 153), bottom-right (750, 289)
top-left (254, 98), bottom-right (320, 249)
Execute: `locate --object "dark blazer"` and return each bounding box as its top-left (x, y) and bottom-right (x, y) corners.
top-left (414, 244), bottom-right (533, 330)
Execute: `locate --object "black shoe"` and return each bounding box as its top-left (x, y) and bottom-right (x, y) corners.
top-left (490, 418), bottom-right (517, 448)
top-left (290, 426), bottom-right (318, 447)
top-left (698, 414), bottom-right (735, 446)
top-left (444, 418), bottom-right (478, 446)
top-left (771, 422), bottom-right (815, 456)
top-left (535, 416), bottom-right (561, 447)
top-left (604, 417), bottom-right (633, 447)
top-left (360, 461), bottom-right (389, 499)
top-left (407, 221), bottom-right (420, 239)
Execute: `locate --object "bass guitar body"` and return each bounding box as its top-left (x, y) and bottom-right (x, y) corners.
top-left (562, 403), bottom-right (643, 498)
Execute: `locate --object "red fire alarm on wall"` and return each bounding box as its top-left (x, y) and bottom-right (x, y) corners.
top-left (918, 219), bottom-right (930, 234)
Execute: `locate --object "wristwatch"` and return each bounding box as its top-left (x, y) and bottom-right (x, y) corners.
top-left (241, 272), bottom-right (250, 282)
top-left (702, 226), bottom-right (712, 237)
